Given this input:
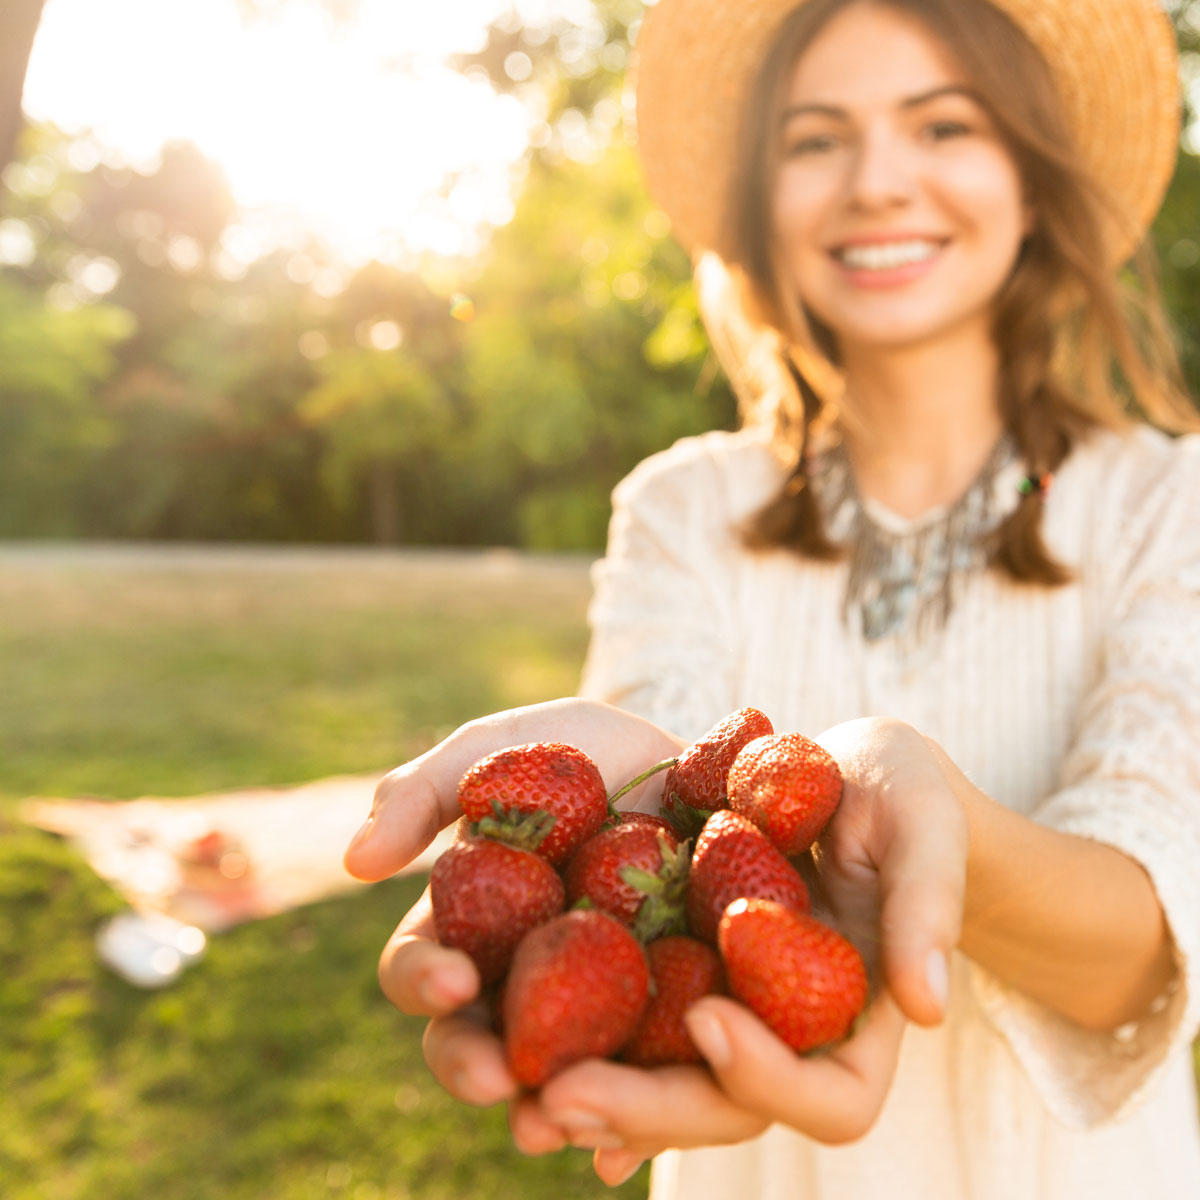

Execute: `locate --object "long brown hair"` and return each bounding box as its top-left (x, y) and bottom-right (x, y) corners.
top-left (723, 0), bottom-right (1197, 583)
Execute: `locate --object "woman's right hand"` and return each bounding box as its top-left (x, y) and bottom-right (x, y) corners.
top-left (341, 697), bottom-right (684, 1118)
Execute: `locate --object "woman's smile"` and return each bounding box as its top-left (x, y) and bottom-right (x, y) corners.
top-left (829, 233), bottom-right (949, 287)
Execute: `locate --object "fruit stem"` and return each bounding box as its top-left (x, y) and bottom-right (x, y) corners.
top-left (607, 757), bottom-right (677, 808)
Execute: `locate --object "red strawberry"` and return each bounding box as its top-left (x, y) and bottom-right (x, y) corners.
top-left (621, 936), bottom-right (725, 1067)
top-left (718, 898), bottom-right (868, 1053)
top-left (430, 838), bottom-right (565, 984)
top-left (662, 707), bottom-right (774, 837)
top-left (457, 742), bottom-right (609, 867)
top-left (618, 810), bottom-right (680, 839)
top-left (564, 822), bottom-right (689, 941)
top-left (504, 909), bottom-right (650, 1087)
top-left (687, 809), bottom-right (810, 945)
top-left (727, 732), bottom-right (842, 856)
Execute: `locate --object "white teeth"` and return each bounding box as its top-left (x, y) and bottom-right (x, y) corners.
top-left (836, 240), bottom-right (940, 270)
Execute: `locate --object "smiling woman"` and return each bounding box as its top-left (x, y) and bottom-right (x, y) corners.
top-left (20, 0), bottom-right (531, 262)
top-left (348, 0), bottom-right (1200, 1197)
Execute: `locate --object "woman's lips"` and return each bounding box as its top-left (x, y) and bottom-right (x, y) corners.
top-left (830, 237), bottom-right (947, 288)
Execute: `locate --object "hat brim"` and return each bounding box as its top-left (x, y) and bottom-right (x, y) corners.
top-left (633, 0), bottom-right (1180, 266)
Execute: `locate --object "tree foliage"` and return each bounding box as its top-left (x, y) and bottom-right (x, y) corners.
top-left (1, 0), bottom-right (1198, 546)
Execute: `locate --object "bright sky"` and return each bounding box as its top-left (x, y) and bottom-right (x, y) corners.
top-left (22, 0), bottom-right (595, 265)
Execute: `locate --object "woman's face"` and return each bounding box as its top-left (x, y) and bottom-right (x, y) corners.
top-left (770, 0), bottom-right (1032, 357)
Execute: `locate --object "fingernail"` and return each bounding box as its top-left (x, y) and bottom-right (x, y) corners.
top-left (926, 949), bottom-right (949, 1013)
top-left (607, 1156), bottom-right (646, 1186)
top-left (452, 1061), bottom-right (514, 1104)
top-left (476, 1059), bottom-right (517, 1101)
top-left (421, 961), bottom-right (475, 1009)
top-left (346, 816), bottom-right (374, 854)
top-left (684, 1009), bottom-right (731, 1068)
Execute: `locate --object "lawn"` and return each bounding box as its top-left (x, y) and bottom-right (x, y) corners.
top-left (5, 546), bottom-right (1196, 1200)
top-left (0, 544), bottom-right (652, 1200)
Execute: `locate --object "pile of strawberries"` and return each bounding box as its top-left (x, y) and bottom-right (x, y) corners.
top-left (428, 708), bottom-right (868, 1088)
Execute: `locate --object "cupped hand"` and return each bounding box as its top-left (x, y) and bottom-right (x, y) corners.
top-left (342, 698), bottom-right (683, 1115)
top-left (809, 716), bottom-right (969, 1028)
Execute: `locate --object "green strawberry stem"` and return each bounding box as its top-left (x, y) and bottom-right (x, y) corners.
top-left (471, 800), bottom-right (557, 851)
top-left (660, 793), bottom-right (722, 840)
top-left (623, 833), bottom-right (691, 943)
top-left (607, 757), bottom-right (677, 809)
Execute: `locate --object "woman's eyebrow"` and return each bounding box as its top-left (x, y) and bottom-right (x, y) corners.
top-left (781, 83), bottom-right (981, 124)
top-left (899, 83), bottom-right (981, 109)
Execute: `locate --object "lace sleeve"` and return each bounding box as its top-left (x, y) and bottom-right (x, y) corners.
top-left (968, 432), bottom-right (1200, 1129)
top-left (578, 435), bottom-right (759, 742)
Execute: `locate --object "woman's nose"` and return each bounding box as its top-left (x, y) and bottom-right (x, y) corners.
top-left (844, 128), bottom-right (916, 211)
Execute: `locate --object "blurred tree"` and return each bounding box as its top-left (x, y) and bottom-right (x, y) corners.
top-left (0, 274), bottom-right (133, 534)
top-left (297, 263), bottom-right (467, 545)
top-left (460, 135), bottom-right (735, 550)
top-left (1155, 0), bottom-right (1200, 399)
top-left (0, 0), bottom-right (1197, 548)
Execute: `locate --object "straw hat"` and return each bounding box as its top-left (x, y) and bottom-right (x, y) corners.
top-left (634, 0), bottom-right (1180, 265)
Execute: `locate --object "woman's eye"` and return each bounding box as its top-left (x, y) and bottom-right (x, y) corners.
top-left (926, 120), bottom-right (971, 141)
top-left (785, 133), bottom-right (838, 157)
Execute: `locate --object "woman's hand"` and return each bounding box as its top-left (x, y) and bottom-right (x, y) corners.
top-left (810, 716), bottom-right (969, 1027)
top-left (341, 698), bottom-right (684, 1115)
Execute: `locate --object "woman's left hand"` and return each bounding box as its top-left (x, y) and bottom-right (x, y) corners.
top-left (493, 716), bottom-right (970, 1185)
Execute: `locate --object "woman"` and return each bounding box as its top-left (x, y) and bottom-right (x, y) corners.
top-left (344, 0), bottom-right (1200, 1195)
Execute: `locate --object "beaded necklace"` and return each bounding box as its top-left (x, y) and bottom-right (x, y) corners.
top-left (812, 435), bottom-right (1027, 643)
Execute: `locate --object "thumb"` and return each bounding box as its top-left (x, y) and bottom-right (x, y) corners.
top-left (877, 802), bottom-right (966, 1026)
top-left (343, 723), bottom-right (497, 880)
top-left (343, 764), bottom-right (449, 881)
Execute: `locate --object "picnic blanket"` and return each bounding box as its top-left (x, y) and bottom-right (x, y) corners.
top-left (22, 775), bottom-right (453, 932)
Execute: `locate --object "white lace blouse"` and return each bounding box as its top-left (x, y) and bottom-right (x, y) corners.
top-left (578, 423), bottom-right (1200, 1200)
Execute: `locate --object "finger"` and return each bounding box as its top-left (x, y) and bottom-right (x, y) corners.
top-left (377, 887), bottom-right (479, 1016)
top-left (876, 794), bottom-right (966, 1026)
top-left (593, 1148), bottom-right (648, 1188)
top-left (682, 991), bottom-right (907, 1144)
top-left (421, 1005), bottom-right (517, 1107)
top-left (345, 719), bottom-right (504, 881)
top-left (538, 1059), bottom-right (767, 1152)
top-left (508, 1094), bottom-right (570, 1156)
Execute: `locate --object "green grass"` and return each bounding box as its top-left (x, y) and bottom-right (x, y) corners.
top-left (0, 549), bottom-right (594, 799)
top-left (0, 547), bottom-right (650, 1200)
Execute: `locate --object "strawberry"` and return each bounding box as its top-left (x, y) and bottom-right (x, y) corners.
top-left (429, 838), bottom-right (565, 984)
top-left (621, 936), bottom-right (725, 1067)
top-left (504, 909), bottom-right (650, 1087)
top-left (564, 822), bottom-right (689, 941)
top-left (727, 732), bottom-right (843, 856)
top-left (662, 707), bottom-right (774, 837)
top-left (718, 898), bottom-right (868, 1053)
top-left (457, 742), bottom-right (609, 867)
top-left (687, 809), bottom-right (810, 945)
top-left (617, 810), bottom-right (680, 839)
